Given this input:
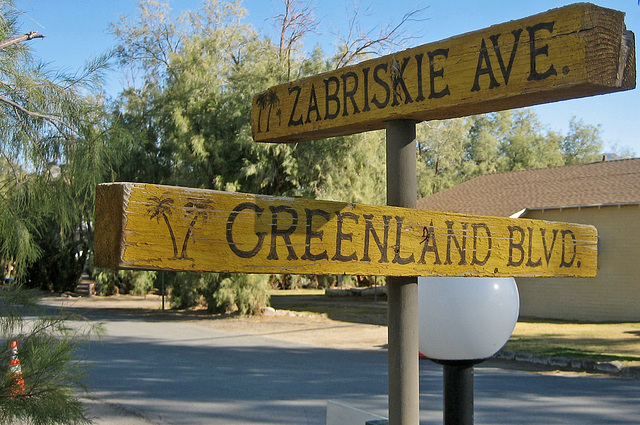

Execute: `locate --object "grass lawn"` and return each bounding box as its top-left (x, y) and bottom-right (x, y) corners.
top-left (505, 320), bottom-right (640, 365)
top-left (269, 289), bottom-right (640, 365)
top-left (269, 289), bottom-right (388, 324)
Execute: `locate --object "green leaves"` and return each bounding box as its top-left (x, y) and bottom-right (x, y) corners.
top-left (416, 109), bottom-right (610, 198)
top-left (0, 1), bottom-right (114, 286)
top-left (0, 284), bottom-right (102, 425)
top-left (562, 117), bottom-right (604, 165)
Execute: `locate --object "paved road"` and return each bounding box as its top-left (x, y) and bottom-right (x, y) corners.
top-left (77, 309), bottom-right (639, 425)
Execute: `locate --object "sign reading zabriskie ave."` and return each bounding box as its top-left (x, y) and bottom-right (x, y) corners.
top-left (94, 183), bottom-right (597, 278)
top-left (251, 3), bottom-right (635, 143)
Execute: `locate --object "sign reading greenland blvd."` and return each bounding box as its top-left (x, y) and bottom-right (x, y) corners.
top-left (94, 183), bottom-right (598, 278)
top-left (251, 3), bottom-right (635, 144)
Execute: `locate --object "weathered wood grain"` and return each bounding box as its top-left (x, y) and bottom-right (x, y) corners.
top-left (94, 183), bottom-right (598, 278)
top-left (252, 3), bottom-right (635, 143)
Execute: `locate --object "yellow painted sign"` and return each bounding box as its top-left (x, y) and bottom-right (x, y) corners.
top-left (94, 183), bottom-right (597, 277)
top-left (252, 3), bottom-right (634, 143)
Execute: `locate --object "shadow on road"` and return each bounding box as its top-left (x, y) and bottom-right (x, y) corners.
top-left (41, 292), bottom-right (389, 327)
top-left (82, 320), bottom-right (396, 425)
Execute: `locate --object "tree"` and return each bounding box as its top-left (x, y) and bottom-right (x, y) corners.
top-left (0, 1), bottom-right (114, 290)
top-left (109, 0), bottom-right (285, 313)
top-left (330, 2), bottom-right (427, 68)
top-left (416, 117), bottom-right (471, 197)
top-left (110, 0), bottom-right (184, 89)
top-left (498, 109), bottom-right (564, 171)
top-left (0, 2), bottom-right (116, 422)
top-left (108, 0), bottom-right (408, 310)
top-left (464, 111), bottom-right (511, 177)
top-left (562, 116), bottom-right (603, 164)
top-left (111, 0), bottom-right (425, 199)
top-left (273, 0), bottom-right (319, 80)
top-left (415, 108), bottom-right (609, 198)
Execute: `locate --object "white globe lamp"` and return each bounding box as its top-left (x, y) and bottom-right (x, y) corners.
top-left (418, 276), bottom-right (520, 361)
top-left (418, 276), bottom-right (520, 425)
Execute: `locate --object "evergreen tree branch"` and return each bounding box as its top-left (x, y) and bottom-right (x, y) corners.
top-left (0, 93), bottom-right (76, 133)
top-left (0, 31), bottom-right (44, 50)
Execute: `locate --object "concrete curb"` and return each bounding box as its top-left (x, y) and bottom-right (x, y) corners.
top-left (492, 349), bottom-right (640, 379)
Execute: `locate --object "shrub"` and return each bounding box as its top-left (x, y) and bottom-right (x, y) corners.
top-left (213, 274), bottom-right (271, 315)
top-left (163, 272), bottom-right (208, 309)
top-left (269, 274), bottom-right (305, 290)
top-left (164, 272), bottom-right (270, 315)
top-left (0, 284), bottom-right (102, 424)
top-left (21, 218), bottom-right (87, 293)
top-left (93, 269), bottom-right (156, 296)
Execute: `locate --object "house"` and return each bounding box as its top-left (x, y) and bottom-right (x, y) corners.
top-left (416, 158), bottom-right (640, 322)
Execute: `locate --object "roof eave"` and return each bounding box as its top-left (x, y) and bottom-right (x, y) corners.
top-left (519, 202), bottom-right (640, 216)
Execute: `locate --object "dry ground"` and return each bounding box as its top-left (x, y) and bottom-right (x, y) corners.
top-left (41, 292), bottom-right (390, 352)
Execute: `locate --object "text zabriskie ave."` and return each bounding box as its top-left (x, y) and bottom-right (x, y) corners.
top-left (252, 4), bottom-right (633, 143)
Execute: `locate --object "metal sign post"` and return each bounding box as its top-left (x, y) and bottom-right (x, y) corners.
top-left (386, 120), bottom-right (419, 425)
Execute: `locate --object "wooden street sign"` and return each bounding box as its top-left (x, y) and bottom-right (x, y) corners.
top-left (94, 182), bottom-right (597, 278)
top-left (251, 3), bottom-right (635, 144)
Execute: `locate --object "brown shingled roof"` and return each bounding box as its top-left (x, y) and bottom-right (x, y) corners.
top-left (416, 158), bottom-right (640, 217)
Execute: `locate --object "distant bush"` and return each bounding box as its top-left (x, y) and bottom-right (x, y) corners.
top-left (165, 272), bottom-right (270, 315)
top-left (164, 272), bottom-right (211, 310)
top-left (269, 274), bottom-right (306, 290)
top-left (93, 269), bottom-right (156, 296)
top-left (212, 274), bottom-right (271, 315)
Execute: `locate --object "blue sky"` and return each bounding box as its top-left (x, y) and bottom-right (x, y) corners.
top-left (17, 0), bottom-right (640, 155)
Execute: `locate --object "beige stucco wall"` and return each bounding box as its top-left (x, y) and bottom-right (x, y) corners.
top-left (517, 204), bottom-right (640, 322)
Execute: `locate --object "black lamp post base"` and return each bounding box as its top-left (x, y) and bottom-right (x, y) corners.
top-left (430, 359), bottom-right (486, 425)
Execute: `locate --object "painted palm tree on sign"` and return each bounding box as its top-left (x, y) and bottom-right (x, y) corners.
top-left (256, 88), bottom-right (280, 133)
top-left (180, 197), bottom-right (212, 260)
top-left (265, 88), bottom-right (280, 132)
top-left (147, 195), bottom-right (179, 259)
top-left (255, 91), bottom-right (269, 133)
